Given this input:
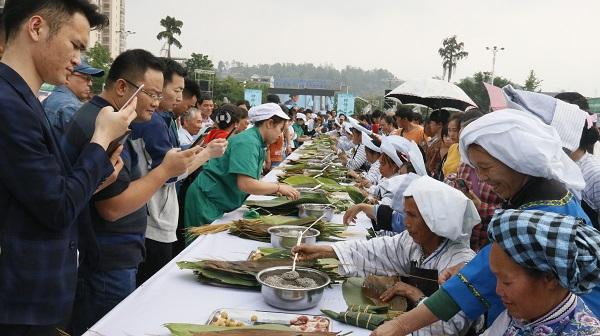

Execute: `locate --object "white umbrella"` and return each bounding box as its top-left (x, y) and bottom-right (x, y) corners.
top-left (386, 78), bottom-right (478, 111)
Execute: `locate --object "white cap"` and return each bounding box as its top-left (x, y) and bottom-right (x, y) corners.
top-left (296, 113), bottom-right (307, 121)
top-left (348, 117), bottom-right (372, 135)
top-left (249, 103), bottom-right (290, 123)
top-left (380, 135), bottom-right (427, 176)
top-left (362, 132), bottom-right (381, 153)
top-left (343, 122), bottom-right (352, 134)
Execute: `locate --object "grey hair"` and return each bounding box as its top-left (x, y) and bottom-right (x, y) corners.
top-left (182, 108), bottom-right (200, 123)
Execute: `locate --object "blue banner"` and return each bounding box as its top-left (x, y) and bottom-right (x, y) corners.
top-left (244, 89), bottom-right (263, 107)
top-left (337, 93), bottom-right (355, 115)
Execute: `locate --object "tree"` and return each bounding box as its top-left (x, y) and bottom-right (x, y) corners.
top-left (523, 70), bottom-right (543, 92)
top-left (185, 53), bottom-right (214, 75)
top-left (85, 42), bottom-right (113, 94)
top-left (456, 71), bottom-right (516, 111)
top-left (156, 16), bottom-right (183, 58)
top-left (438, 35), bottom-right (468, 82)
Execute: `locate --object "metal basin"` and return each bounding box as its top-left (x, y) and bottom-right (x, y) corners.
top-left (256, 266), bottom-right (331, 310)
top-left (268, 225), bottom-right (320, 249)
top-left (297, 203), bottom-right (335, 222)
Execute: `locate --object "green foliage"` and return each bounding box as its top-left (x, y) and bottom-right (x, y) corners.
top-left (157, 16), bottom-right (183, 58)
top-left (219, 62), bottom-right (397, 97)
top-left (85, 42), bottom-right (112, 94)
top-left (185, 53), bottom-right (214, 74)
top-left (438, 35), bottom-right (468, 82)
top-left (523, 69), bottom-right (543, 92)
top-left (456, 71), bottom-right (516, 111)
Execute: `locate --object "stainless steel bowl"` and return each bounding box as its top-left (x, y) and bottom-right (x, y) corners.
top-left (295, 187), bottom-right (327, 195)
top-left (268, 225), bottom-right (320, 249)
top-left (256, 266), bottom-right (331, 310)
top-left (297, 203), bottom-right (335, 222)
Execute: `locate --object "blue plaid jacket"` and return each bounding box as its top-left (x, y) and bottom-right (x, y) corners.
top-left (0, 63), bottom-right (113, 325)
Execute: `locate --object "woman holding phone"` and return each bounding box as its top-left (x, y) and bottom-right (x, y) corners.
top-left (184, 103), bottom-right (300, 232)
top-left (202, 104), bottom-right (248, 144)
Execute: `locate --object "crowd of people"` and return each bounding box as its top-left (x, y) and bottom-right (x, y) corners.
top-left (2, 1), bottom-right (600, 336)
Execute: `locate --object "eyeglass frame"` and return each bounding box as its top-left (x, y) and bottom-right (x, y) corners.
top-left (122, 78), bottom-right (163, 102)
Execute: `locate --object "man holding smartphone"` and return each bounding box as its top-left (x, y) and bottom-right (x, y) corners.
top-left (0, 1), bottom-right (136, 334)
top-left (131, 59), bottom-right (227, 285)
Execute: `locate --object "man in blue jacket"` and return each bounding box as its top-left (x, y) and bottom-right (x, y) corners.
top-left (0, 1), bottom-right (136, 334)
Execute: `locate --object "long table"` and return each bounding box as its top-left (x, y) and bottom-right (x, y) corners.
top-left (84, 147), bottom-right (372, 336)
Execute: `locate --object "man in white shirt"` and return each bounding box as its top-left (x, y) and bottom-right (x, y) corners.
top-left (197, 94), bottom-right (214, 129)
top-left (178, 108), bottom-right (203, 149)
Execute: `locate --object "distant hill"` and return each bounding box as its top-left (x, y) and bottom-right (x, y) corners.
top-left (216, 60), bottom-right (401, 97)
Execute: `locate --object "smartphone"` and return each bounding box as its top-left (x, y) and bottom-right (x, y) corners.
top-left (456, 179), bottom-right (469, 193)
top-left (225, 126), bottom-right (237, 140)
top-left (107, 130), bottom-right (131, 155)
top-left (190, 132), bottom-right (208, 148)
top-left (120, 83), bottom-right (145, 111)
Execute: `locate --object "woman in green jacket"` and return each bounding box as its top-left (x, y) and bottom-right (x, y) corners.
top-left (185, 103), bottom-right (299, 229)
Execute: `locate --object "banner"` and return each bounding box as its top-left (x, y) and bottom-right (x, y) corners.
top-left (244, 89), bottom-right (263, 107)
top-left (337, 93), bottom-right (355, 115)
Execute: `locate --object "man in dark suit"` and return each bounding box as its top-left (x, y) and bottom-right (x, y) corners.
top-left (0, 1), bottom-right (137, 335)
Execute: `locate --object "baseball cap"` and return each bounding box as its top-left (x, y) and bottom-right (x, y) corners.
top-left (74, 59), bottom-right (105, 77)
top-left (249, 103), bottom-right (290, 123)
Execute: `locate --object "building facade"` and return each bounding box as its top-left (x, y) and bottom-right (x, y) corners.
top-left (88, 0), bottom-right (127, 59)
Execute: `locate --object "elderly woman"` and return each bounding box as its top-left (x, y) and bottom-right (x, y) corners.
top-left (348, 132), bottom-right (382, 189)
top-left (344, 136), bottom-right (426, 234)
top-left (371, 109), bottom-right (594, 336)
top-left (483, 209), bottom-right (600, 335)
top-left (339, 121), bottom-right (369, 172)
top-left (294, 176), bottom-right (480, 336)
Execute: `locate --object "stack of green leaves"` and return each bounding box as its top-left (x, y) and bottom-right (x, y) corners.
top-left (177, 257), bottom-right (344, 289)
top-left (228, 216), bottom-right (346, 242)
top-left (244, 191), bottom-right (330, 216)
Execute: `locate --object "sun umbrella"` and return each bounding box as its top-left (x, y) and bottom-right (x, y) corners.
top-left (386, 78), bottom-right (478, 111)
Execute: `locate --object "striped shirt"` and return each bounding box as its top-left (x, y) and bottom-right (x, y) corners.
top-left (362, 160), bottom-right (381, 185)
top-left (346, 144), bottom-right (368, 171)
top-left (577, 153), bottom-right (600, 212)
top-left (333, 233), bottom-right (476, 336)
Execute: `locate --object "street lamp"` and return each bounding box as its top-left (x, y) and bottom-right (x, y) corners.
top-left (485, 46), bottom-right (504, 85)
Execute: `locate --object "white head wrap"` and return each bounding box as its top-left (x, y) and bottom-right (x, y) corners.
top-left (348, 117), bottom-right (373, 135)
top-left (248, 103), bottom-right (290, 123)
top-left (342, 122), bottom-right (353, 135)
top-left (404, 176), bottom-right (480, 244)
top-left (503, 85), bottom-right (589, 152)
top-left (380, 135), bottom-right (427, 176)
top-left (296, 113), bottom-right (307, 122)
top-left (361, 132), bottom-right (381, 153)
top-left (459, 109), bottom-right (585, 192)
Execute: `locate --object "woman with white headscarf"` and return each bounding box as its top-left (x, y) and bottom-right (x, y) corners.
top-left (295, 176), bottom-right (480, 336)
top-left (339, 120), bottom-right (370, 171)
top-left (348, 131), bottom-right (382, 188)
top-left (484, 209), bottom-right (600, 335)
top-left (343, 136), bottom-right (426, 234)
top-left (335, 122), bottom-right (355, 153)
top-left (370, 109), bottom-right (595, 336)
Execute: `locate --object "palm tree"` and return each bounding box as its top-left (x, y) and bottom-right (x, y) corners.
top-left (157, 16), bottom-right (183, 58)
top-left (438, 35), bottom-right (468, 82)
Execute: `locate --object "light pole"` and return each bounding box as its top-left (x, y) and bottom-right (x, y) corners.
top-left (485, 46), bottom-right (504, 85)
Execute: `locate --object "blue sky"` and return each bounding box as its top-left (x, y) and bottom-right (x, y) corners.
top-left (125, 0), bottom-right (600, 96)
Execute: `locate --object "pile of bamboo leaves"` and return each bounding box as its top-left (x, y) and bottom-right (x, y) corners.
top-left (177, 256), bottom-right (344, 289)
top-left (244, 191), bottom-right (331, 216)
top-left (187, 215), bottom-right (347, 242)
top-left (229, 216), bottom-right (346, 242)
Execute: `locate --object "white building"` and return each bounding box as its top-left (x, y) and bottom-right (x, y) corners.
top-left (88, 0), bottom-right (127, 59)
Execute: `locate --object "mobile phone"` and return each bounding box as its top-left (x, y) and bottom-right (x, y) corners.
top-left (121, 83), bottom-right (145, 111)
top-left (225, 126), bottom-right (237, 140)
top-left (456, 179), bottom-right (469, 193)
top-left (107, 130), bottom-right (131, 155)
top-left (190, 132), bottom-right (208, 148)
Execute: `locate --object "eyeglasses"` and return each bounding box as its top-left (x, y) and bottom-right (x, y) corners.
top-left (123, 78), bottom-right (163, 102)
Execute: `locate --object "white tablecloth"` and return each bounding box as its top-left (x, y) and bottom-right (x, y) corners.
top-left (84, 147), bottom-right (373, 336)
